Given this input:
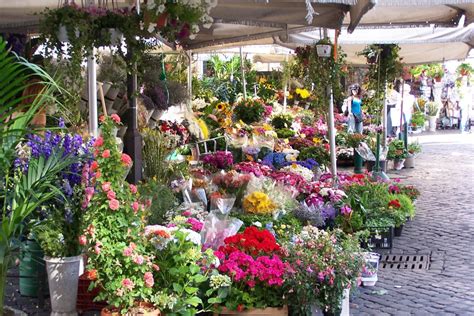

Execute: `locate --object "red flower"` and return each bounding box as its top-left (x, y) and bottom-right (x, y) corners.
top-left (237, 305), bottom-right (245, 312)
top-left (388, 199), bottom-right (401, 208)
top-left (78, 235), bottom-right (87, 246)
top-left (90, 161), bottom-right (99, 171)
top-left (99, 115), bottom-right (105, 122)
top-left (102, 150), bottom-right (111, 158)
top-left (111, 114), bottom-right (121, 123)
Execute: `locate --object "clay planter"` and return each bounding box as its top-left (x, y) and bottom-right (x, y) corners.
top-left (101, 302), bottom-right (160, 316)
top-left (215, 306), bottom-right (288, 316)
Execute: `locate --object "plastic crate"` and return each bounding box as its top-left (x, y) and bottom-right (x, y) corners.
top-left (361, 227), bottom-right (394, 249)
top-left (77, 273), bottom-right (107, 312)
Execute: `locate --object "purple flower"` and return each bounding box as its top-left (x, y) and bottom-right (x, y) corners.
top-left (340, 205), bottom-right (352, 216)
top-left (321, 204), bottom-right (336, 221)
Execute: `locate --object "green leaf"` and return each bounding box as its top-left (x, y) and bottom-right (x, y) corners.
top-left (184, 296), bottom-right (202, 307)
top-left (192, 274), bottom-right (208, 283)
top-left (172, 283), bottom-right (183, 293)
top-left (184, 286), bottom-right (198, 295)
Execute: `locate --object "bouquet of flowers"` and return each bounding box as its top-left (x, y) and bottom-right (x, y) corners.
top-left (233, 98), bottom-right (266, 124)
top-left (202, 151), bottom-right (234, 172)
top-left (233, 161), bottom-right (272, 177)
top-left (158, 120), bottom-right (190, 150)
top-left (280, 163), bottom-right (315, 182)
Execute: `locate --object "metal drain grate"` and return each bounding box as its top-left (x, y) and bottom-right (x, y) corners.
top-left (379, 254), bottom-right (431, 270)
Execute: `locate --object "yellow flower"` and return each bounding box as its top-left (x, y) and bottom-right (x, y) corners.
top-left (291, 163), bottom-right (298, 169)
top-left (296, 88), bottom-right (311, 99)
top-left (197, 118), bottom-right (209, 139)
top-left (243, 191), bottom-right (276, 215)
top-left (313, 137), bottom-right (322, 144)
top-left (263, 124), bottom-right (273, 131)
top-left (259, 77), bottom-right (267, 84)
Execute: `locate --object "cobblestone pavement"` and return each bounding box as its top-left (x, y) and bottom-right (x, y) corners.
top-left (351, 130), bottom-right (474, 316)
top-left (4, 131), bottom-right (474, 315)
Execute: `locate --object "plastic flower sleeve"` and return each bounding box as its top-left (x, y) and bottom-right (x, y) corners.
top-left (193, 188), bottom-right (208, 206)
top-left (355, 142), bottom-right (376, 161)
top-left (200, 213), bottom-right (243, 250)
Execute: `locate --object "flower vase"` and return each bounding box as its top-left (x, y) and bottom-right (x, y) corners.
top-left (404, 155), bottom-right (415, 168)
top-left (45, 255), bottom-right (82, 316)
top-left (393, 159), bottom-right (405, 170)
top-left (429, 116), bottom-right (437, 132)
top-left (215, 306), bottom-right (288, 315)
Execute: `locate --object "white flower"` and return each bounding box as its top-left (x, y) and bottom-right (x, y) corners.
top-left (191, 24), bottom-right (200, 34)
top-left (147, 23), bottom-right (157, 34)
top-left (157, 4), bottom-right (166, 13)
top-left (253, 221), bottom-right (262, 228)
top-left (189, 34), bottom-right (197, 40)
top-left (319, 188), bottom-right (330, 197)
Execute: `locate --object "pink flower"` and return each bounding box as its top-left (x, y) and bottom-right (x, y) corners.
top-left (93, 137), bottom-right (103, 147)
top-left (102, 182), bottom-right (111, 192)
top-left (109, 199), bottom-right (120, 210)
top-left (121, 278), bottom-right (134, 290)
top-left (94, 242), bottom-right (102, 255)
top-left (132, 201), bottom-right (139, 213)
top-left (130, 242), bottom-right (137, 250)
top-left (78, 235), bottom-right (87, 246)
top-left (144, 272), bottom-right (154, 288)
top-left (129, 184), bottom-right (137, 194)
top-left (187, 218), bottom-right (204, 232)
top-left (182, 211), bottom-right (192, 217)
top-left (133, 254), bottom-right (144, 265)
top-left (121, 153), bottom-right (132, 167)
top-left (102, 150), bottom-right (110, 158)
top-left (107, 190), bottom-right (116, 200)
top-left (152, 264), bottom-right (160, 271)
top-left (123, 246), bottom-right (133, 257)
top-left (111, 114), bottom-right (121, 123)
top-left (340, 205), bottom-right (352, 216)
top-left (90, 161), bottom-right (99, 171)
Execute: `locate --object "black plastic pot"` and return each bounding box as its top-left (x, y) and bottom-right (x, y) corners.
top-left (394, 225), bottom-right (404, 237)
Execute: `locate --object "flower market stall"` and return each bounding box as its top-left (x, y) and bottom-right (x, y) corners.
top-left (0, 1), bottom-right (434, 315)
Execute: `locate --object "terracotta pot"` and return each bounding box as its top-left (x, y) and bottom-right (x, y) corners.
top-left (215, 306), bottom-right (288, 316)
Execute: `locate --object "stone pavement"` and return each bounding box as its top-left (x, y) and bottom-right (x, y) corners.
top-left (351, 130), bottom-right (474, 316)
top-left (4, 130), bottom-right (474, 315)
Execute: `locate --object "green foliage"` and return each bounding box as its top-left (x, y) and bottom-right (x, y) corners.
top-left (233, 99), bottom-right (265, 124)
top-left (298, 146), bottom-right (330, 168)
top-left (411, 111), bottom-right (425, 127)
top-left (140, 179), bottom-right (177, 225)
top-left (408, 142), bottom-right (422, 155)
top-left (0, 37), bottom-right (71, 311)
top-left (426, 101), bottom-right (439, 116)
top-left (235, 213), bottom-right (303, 243)
top-left (275, 128), bottom-right (295, 139)
top-left (457, 62), bottom-right (474, 76)
top-left (271, 114), bottom-right (293, 129)
top-left (387, 139), bottom-right (407, 160)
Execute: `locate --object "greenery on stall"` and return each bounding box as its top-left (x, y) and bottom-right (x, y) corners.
top-left (235, 213), bottom-right (303, 243)
top-left (358, 44), bottom-right (403, 115)
top-left (387, 139), bottom-right (407, 160)
top-left (193, 56), bottom-right (257, 103)
top-left (0, 38), bottom-right (77, 312)
top-left (299, 145), bottom-right (331, 169)
top-left (233, 98), bottom-right (265, 124)
top-left (139, 178), bottom-right (177, 225)
top-left (275, 128), bottom-right (295, 139)
top-left (271, 113), bottom-right (293, 129)
top-left (411, 111), bottom-right (425, 128)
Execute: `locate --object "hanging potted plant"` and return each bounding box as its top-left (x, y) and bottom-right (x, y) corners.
top-left (357, 45), bottom-right (379, 64)
top-left (428, 64), bottom-right (444, 82)
top-left (456, 62), bottom-right (474, 77)
top-left (315, 39), bottom-right (332, 58)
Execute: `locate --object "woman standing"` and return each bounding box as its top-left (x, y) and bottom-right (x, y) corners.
top-left (344, 84), bottom-right (364, 133)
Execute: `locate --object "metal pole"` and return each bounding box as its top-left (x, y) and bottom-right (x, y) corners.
top-left (187, 50), bottom-right (193, 109)
top-left (87, 49), bottom-right (98, 137)
top-left (239, 47), bottom-right (247, 99)
top-left (382, 81), bottom-right (388, 148)
top-left (328, 86), bottom-right (337, 178)
top-left (283, 55), bottom-right (288, 109)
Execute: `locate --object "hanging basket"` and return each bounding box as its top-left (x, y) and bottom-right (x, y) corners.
top-left (316, 44), bottom-right (332, 58)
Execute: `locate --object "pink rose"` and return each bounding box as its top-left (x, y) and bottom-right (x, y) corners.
top-left (123, 246), bottom-right (133, 257)
top-left (107, 190), bottom-right (116, 200)
top-left (129, 184), bottom-right (137, 194)
top-left (109, 199), bottom-right (120, 210)
top-left (121, 278), bottom-right (134, 291)
top-left (133, 254), bottom-right (144, 265)
top-left (144, 272), bottom-right (154, 288)
top-left (129, 242), bottom-right (137, 250)
top-left (121, 153), bottom-right (132, 167)
top-left (93, 137), bottom-right (103, 148)
top-left (102, 182), bottom-right (111, 192)
top-left (94, 242), bottom-right (102, 255)
top-left (78, 235), bottom-right (87, 246)
top-left (132, 201), bottom-right (139, 213)
top-left (111, 114), bottom-right (121, 123)
top-left (102, 150), bottom-right (110, 158)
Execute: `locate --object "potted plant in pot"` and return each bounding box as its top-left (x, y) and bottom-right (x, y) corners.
top-left (212, 226), bottom-right (290, 315)
top-left (315, 38), bottom-right (332, 58)
top-left (428, 64), bottom-right (444, 82)
top-left (81, 115), bottom-right (160, 315)
top-left (284, 226), bottom-right (364, 316)
top-left (410, 111), bottom-right (425, 133)
top-left (387, 139), bottom-right (407, 170)
top-left (426, 101), bottom-right (439, 132)
top-left (405, 142), bottom-right (421, 168)
top-left (16, 128), bottom-right (94, 315)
